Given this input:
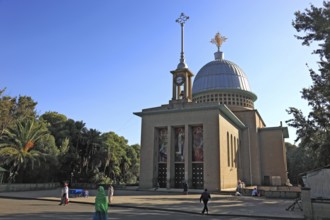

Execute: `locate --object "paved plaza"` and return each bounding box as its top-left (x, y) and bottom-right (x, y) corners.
top-left (0, 188), bottom-right (304, 219)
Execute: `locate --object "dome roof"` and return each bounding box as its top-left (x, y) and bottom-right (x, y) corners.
top-left (192, 52), bottom-right (255, 100)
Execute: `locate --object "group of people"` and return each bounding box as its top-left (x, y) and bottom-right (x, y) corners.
top-left (235, 179), bottom-right (260, 197)
top-left (235, 179), bottom-right (245, 196)
top-left (59, 179), bottom-right (260, 217)
top-left (58, 182), bottom-right (114, 220)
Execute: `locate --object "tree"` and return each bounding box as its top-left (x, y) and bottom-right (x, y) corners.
top-left (286, 142), bottom-right (315, 185)
top-left (55, 119), bottom-right (85, 183)
top-left (0, 89), bottom-right (38, 135)
top-left (100, 132), bottom-right (140, 185)
top-left (286, 1), bottom-right (330, 167)
top-left (40, 111), bottom-right (69, 147)
top-left (124, 144), bottom-right (140, 184)
top-left (0, 119), bottom-right (49, 182)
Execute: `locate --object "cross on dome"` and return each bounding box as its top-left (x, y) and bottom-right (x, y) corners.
top-left (211, 32), bottom-right (227, 52)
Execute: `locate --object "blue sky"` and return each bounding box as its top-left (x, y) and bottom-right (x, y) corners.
top-left (0, 0), bottom-right (324, 145)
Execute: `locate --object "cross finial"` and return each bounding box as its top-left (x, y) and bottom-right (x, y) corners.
top-left (211, 32), bottom-right (227, 52)
top-left (176, 13), bottom-right (189, 69)
top-left (176, 13), bottom-right (189, 26)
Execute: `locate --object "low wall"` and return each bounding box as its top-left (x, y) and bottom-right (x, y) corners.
top-left (262, 190), bottom-right (300, 199)
top-left (72, 183), bottom-right (97, 189)
top-left (0, 183), bottom-right (60, 192)
top-left (301, 187), bottom-right (330, 219)
top-left (241, 186), bottom-right (301, 199)
top-left (311, 199), bottom-right (330, 219)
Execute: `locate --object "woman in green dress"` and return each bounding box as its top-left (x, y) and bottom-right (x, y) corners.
top-left (93, 186), bottom-right (108, 220)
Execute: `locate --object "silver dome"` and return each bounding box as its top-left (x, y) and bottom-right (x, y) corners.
top-left (192, 52), bottom-right (253, 96)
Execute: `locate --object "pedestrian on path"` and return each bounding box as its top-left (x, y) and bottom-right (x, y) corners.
top-left (93, 186), bottom-right (108, 220)
top-left (183, 181), bottom-right (188, 195)
top-left (200, 188), bottom-right (211, 215)
top-left (108, 185), bottom-right (114, 204)
top-left (58, 182), bottom-right (69, 205)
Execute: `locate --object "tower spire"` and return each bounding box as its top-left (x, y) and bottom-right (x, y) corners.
top-left (175, 13), bottom-right (189, 69)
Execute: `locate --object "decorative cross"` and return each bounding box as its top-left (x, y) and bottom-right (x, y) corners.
top-left (175, 13), bottom-right (189, 69)
top-left (176, 13), bottom-right (189, 26)
top-left (211, 32), bottom-right (227, 52)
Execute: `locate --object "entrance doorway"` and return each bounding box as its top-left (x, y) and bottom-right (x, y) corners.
top-left (174, 163), bottom-right (184, 188)
top-left (192, 163), bottom-right (203, 189)
top-left (158, 163), bottom-right (167, 188)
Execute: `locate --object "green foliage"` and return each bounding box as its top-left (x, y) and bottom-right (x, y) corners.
top-left (286, 1), bottom-right (330, 169)
top-left (91, 171), bottom-right (112, 185)
top-left (40, 112), bottom-right (69, 148)
top-left (286, 142), bottom-right (316, 185)
top-left (0, 89), bottom-right (141, 185)
top-left (0, 89), bottom-right (37, 135)
top-left (0, 119), bottom-right (50, 182)
top-left (100, 132), bottom-right (140, 185)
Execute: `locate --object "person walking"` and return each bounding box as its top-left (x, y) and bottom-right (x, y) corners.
top-left (108, 185), bottom-right (114, 204)
top-left (183, 181), bottom-right (189, 195)
top-left (200, 188), bottom-right (211, 215)
top-left (93, 186), bottom-right (108, 220)
top-left (59, 182), bottom-right (69, 205)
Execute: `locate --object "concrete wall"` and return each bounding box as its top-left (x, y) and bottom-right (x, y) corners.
top-left (0, 183), bottom-right (59, 192)
top-left (234, 110), bottom-right (264, 185)
top-left (139, 106), bottom-right (222, 189)
top-left (241, 188), bottom-right (299, 199)
top-left (219, 114), bottom-right (239, 190)
top-left (138, 103), bottom-right (240, 191)
top-left (301, 187), bottom-right (330, 220)
top-left (139, 115), bottom-right (156, 189)
top-left (259, 128), bottom-right (288, 185)
top-left (138, 104), bottom-right (289, 191)
top-left (203, 109), bottom-right (221, 191)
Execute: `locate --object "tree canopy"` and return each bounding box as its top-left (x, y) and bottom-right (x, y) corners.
top-left (0, 88), bottom-right (140, 184)
top-left (286, 1), bottom-right (330, 168)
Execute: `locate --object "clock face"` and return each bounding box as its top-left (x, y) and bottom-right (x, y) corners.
top-left (175, 76), bottom-right (185, 85)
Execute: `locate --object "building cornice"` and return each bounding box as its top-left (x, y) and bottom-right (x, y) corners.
top-left (134, 103), bottom-right (246, 129)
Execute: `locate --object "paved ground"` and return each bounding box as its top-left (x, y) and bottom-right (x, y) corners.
top-left (0, 198), bottom-right (279, 220)
top-left (0, 187), bottom-right (304, 219)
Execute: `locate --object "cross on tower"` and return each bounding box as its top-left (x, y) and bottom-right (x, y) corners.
top-left (176, 13), bottom-right (189, 69)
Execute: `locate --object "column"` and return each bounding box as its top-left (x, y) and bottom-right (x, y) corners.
top-left (167, 126), bottom-right (174, 188)
top-left (184, 124), bottom-right (192, 186)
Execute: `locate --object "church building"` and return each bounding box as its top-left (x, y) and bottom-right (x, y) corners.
top-left (134, 14), bottom-right (289, 191)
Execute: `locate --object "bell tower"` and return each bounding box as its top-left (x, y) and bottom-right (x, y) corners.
top-left (171, 13), bottom-right (194, 102)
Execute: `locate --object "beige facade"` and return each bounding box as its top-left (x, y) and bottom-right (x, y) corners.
top-left (134, 32), bottom-right (289, 191)
top-left (135, 102), bottom-right (244, 190)
top-left (135, 99), bottom-right (289, 191)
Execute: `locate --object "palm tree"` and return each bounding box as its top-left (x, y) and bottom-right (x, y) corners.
top-left (0, 119), bottom-right (48, 183)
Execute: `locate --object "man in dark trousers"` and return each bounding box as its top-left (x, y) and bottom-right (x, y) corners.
top-left (200, 188), bottom-right (211, 214)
